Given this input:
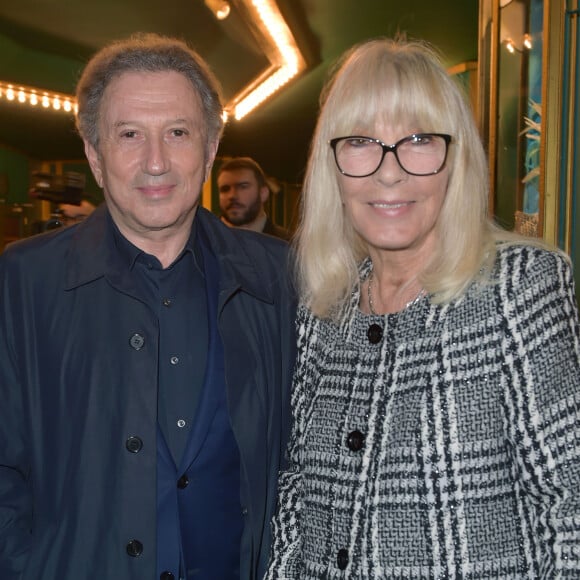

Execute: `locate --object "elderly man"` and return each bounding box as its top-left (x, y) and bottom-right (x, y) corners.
top-left (0, 33), bottom-right (295, 580)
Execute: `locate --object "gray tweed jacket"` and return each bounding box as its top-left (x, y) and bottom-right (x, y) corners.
top-left (267, 245), bottom-right (580, 579)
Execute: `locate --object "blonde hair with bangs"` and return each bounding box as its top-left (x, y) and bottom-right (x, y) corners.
top-left (296, 37), bottom-right (526, 319)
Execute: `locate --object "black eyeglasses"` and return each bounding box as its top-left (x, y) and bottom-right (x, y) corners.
top-left (329, 133), bottom-right (452, 178)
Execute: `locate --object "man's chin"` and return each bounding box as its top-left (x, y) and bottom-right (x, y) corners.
top-left (224, 213), bottom-right (249, 227)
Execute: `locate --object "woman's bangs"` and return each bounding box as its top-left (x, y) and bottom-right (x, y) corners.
top-left (394, 68), bottom-right (452, 132)
top-left (329, 66), bottom-right (449, 137)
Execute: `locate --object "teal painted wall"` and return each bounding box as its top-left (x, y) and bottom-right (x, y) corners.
top-left (0, 147), bottom-right (30, 204)
top-left (0, 32), bottom-right (82, 93)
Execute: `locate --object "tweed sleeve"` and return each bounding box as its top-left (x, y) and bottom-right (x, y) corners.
top-left (267, 305), bottom-right (318, 578)
top-left (499, 248), bottom-right (580, 577)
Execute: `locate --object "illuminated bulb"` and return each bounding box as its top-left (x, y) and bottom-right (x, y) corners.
top-left (506, 39), bottom-right (515, 53)
top-left (216, 3), bottom-right (230, 19)
top-left (30, 92), bottom-right (38, 106)
top-left (53, 97), bottom-right (61, 110)
top-left (18, 89), bottom-right (26, 103)
top-left (204, 0), bottom-right (230, 20)
top-left (63, 99), bottom-right (72, 112)
top-left (6, 86), bottom-right (15, 100)
top-left (42, 94), bottom-right (50, 108)
top-left (523, 34), bottom-right (532, 50)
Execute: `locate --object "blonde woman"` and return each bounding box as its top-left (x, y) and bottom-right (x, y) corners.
top-left (267, 37), bottom-right (580, 578)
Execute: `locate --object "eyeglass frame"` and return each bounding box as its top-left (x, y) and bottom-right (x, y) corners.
top-left (329, 133), bottom-right (452, 178)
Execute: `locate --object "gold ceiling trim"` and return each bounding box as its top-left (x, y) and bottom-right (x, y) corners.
top-left (0, 0), bottom-right (306, 123)
top-left (226, 0), bottom-right (307, 120)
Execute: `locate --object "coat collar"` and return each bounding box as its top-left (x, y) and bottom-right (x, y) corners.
top-left (63, 204), bottom-right (273, 304)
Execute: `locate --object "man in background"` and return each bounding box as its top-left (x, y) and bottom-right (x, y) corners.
top-left (58, 199), bottom-right (96, 225)
top-left (217, 156), bottom-right (290, 240)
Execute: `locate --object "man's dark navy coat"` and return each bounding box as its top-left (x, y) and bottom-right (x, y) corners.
top-left (0, 204), bottom-right (296, 579)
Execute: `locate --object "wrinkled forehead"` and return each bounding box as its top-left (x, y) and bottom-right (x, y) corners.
top-left (217, 167), bottom-right (257, 185)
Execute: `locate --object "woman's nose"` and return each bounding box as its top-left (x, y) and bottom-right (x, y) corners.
top-left (373, 149), bottom-right (407, 185)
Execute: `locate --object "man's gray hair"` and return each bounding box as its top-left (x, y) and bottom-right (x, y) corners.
top-left (75, 32), bottom-right (224, 149)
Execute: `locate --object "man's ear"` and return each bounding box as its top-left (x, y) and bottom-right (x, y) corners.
top-left (259, 185), bottom-right (270, 203)
top-left (204, 140), bottom-right (219, 182)
top-left (84, 141), bottom-right (104, 188)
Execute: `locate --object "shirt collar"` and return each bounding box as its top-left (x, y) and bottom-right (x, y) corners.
top-left (109, 214), bottom-right (203, 274)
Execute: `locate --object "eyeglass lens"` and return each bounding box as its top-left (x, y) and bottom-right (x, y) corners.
top-left (333, 134), bottom-right (448, 177)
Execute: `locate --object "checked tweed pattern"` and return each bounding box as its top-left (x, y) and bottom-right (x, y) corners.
top-left (267, 245), bottom-right (580, 579)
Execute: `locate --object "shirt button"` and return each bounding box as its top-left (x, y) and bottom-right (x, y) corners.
top-left (337, 548), bottom-right (349, 570)
top-left (367, 324), bottom-right (383, 344)
top-left (125, 436), bottom-right (143, 453)
top-left (162, 298), bottom-right (172, 307)
top-left (346, 430), bottom-right (365, 452)
top-left (129, 333), bottom-right (145, 350)
top-left (177, 419), bottom-right (186, 428)
top-left (126, 539), bottom-right (143, 557)
top-left (170, 356), bottom-right (179, 365)
top-left (177, 475), bottom-right (189, 489)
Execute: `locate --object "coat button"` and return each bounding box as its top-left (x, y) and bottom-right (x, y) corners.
top-left (125, 436), bottom-right (143, 453)
top-left (337, 548), bottom-right (349, 570)
top-left (126, 539), bottom-right (143, 557)
top-left (177, 475), bottom-right (189, 489)
top-left (346, 430), bottom-right (365, 452)
top-left (129, 333), bottom-right (145, 350)
top-left (367, 324), bottom-right (383, 344)
top-left (160, 572), bottom-right (175, 580)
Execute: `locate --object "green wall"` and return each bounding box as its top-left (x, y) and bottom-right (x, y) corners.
top-left (0, 32), bottom-right (83, 93)
top-left (0, 147), bottom-right (30, 204)
top-left (0, 148), bottom-right (103, 207)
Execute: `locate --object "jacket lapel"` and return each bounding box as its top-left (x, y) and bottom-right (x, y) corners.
top-left (177, 220), bottom-right (224, 472)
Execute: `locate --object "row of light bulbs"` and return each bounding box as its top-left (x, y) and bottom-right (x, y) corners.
top-left (0, 82), bottom-right (77, 113)
top-left (0, 0), bottom-right (306, 123)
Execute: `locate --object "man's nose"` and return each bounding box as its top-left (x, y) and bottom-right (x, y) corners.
top-left (143, 136), bottom-right (170, 175)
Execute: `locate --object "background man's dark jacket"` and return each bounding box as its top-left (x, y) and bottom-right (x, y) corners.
top-left (263, 218), bottom-right (290, 241)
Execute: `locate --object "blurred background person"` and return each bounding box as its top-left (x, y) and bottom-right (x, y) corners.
top-left (267, 37), bottom-right (580, 578)
top-left (217, 156), bottom-right (290, 240)
top-left (58, 199), bottom-right (97, 225)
